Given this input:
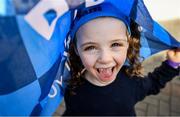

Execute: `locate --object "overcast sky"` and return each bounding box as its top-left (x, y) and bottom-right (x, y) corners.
top-left (144, 0), bottom-right (180, 21)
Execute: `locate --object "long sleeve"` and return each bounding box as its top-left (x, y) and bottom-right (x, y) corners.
top-left (135, 61), bottom-right (180, 102)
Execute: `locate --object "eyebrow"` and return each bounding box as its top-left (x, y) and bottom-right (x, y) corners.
top-left (80, 42), bottom-right (97, 48)
top-left (80, 38), bottom-right (128, 48)
top-left (110, 39), bottom-right (128, 43)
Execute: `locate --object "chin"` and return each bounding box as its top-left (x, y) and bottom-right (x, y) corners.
top-left (95, 72), bottom-right (118, 86)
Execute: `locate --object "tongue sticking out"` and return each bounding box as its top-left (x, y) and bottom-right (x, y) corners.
top-left (98, 68), bottom-right (113, 80)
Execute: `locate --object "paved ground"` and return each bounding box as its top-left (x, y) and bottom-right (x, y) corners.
top-left (53, 51), bottom-right (180, 116)
top-left (135, 76), bottom-right (180, 116)
top-left (135, 52), bottom-right (180, 116)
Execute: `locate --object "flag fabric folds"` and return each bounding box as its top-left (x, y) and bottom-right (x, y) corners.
top-left (0, 0), bottom-right (72, 115)
top-left (0, 0), bottom-right (179, 116)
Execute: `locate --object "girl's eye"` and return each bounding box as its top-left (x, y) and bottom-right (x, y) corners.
top-left (84, 46), bottom-right (96, 51)
top-left (111, 43), bottom-right (123, 47)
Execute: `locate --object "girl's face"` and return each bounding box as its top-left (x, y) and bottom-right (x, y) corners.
top-left (76, 17), bottom-right (129, 86)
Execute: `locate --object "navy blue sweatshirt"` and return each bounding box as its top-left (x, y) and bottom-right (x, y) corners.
top-left (63, 61), bottom-right (179, 116)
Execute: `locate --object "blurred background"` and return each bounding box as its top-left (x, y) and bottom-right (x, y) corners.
top-left (54, 0), bottom-right (180, 116)
top-left (135, 0), bottom-right (180, 116)
top-left (144, 0), bottom-right (180, 40)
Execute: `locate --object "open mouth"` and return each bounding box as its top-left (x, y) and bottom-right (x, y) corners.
top-left (96, 67), bottom-right (115, 74)
top-left (95, 66), bottom-right (115, 82)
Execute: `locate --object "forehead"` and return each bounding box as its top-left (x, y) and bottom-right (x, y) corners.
top-left (76, 17), bottom-right (128, 43)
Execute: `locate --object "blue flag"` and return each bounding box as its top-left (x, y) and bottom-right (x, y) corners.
top-left (0, 0), bottom-right (179, 116)
top-left (0, 0), bottom-right (72, 115)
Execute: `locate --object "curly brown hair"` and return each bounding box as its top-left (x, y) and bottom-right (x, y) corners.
top-left (67, 19), bottom-right (143, 92)
top-left (126, 20), bottom-right (143, 77)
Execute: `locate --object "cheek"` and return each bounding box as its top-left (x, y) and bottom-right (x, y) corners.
top-left (114, 51), bottom-right (128, 65)
top-left (79, 53), bottom-right (97, 69)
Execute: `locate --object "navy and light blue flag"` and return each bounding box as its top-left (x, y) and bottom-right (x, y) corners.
top-left (0, 0), bottom-right (179, 116)
top-left (0, 0), bottom-right (72, 116)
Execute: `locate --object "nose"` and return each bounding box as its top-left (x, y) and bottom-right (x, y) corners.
top-left (97, 49), bottom-right (112, 64)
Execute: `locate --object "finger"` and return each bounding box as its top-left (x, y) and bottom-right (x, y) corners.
top-left (167, 50), bottom-right (175, 57)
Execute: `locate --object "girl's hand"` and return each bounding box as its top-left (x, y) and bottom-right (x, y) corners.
top-left (167, 48), bottom-right (180, 63)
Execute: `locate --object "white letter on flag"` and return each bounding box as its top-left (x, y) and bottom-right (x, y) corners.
top-left (25, 0), bottom-right (69, 41)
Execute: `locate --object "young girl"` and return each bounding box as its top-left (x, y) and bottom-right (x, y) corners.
top-left (63, 3), bottom-right (180, 116)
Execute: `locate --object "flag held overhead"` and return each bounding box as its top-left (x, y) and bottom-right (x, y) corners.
top-left (0, 0), bottom-right (179, 116)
